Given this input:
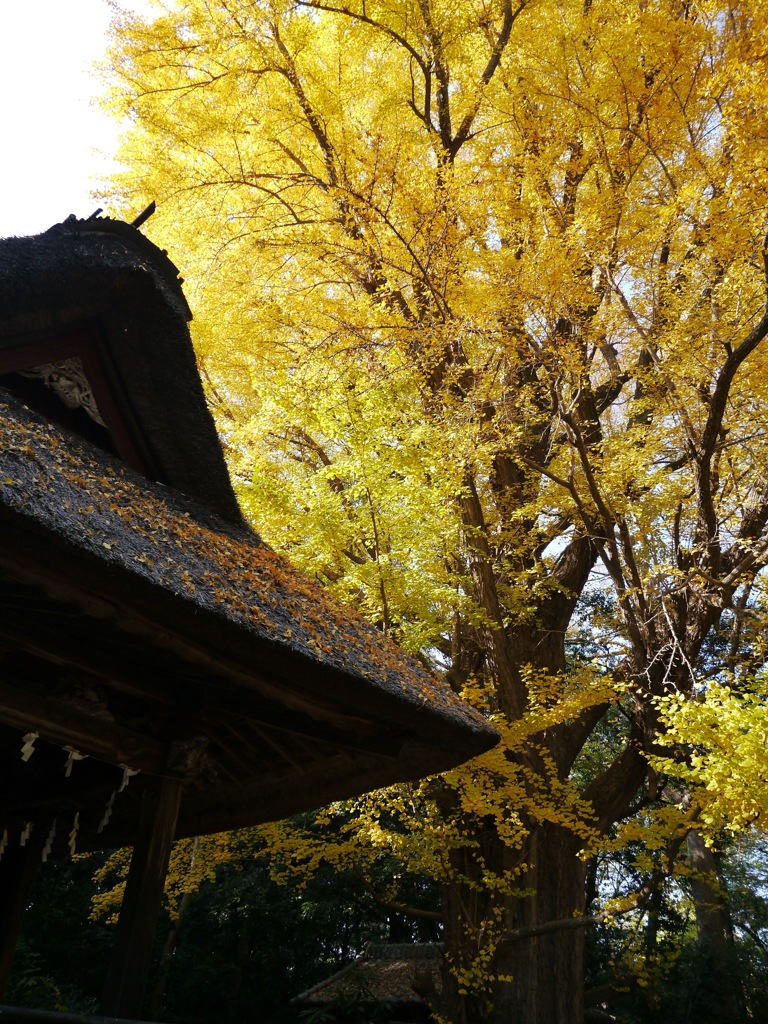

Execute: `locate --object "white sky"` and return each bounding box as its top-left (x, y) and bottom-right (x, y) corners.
top-left (0, 0), bottom-right (153, 238)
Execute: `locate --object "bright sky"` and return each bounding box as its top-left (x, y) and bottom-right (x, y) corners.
top-left (0, 0), bottom-right (153, 238)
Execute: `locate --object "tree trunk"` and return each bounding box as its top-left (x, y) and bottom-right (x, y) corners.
top-left (491, 824), bottom-right (587, 1024)
top-left (686, 829), bottom-right (741, 1023)
top-left (443, 506), bottom-right (633, 1023)
top-left (436, 823), bottom-right (588, 1024)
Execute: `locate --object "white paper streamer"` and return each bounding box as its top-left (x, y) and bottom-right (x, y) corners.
top-left (41, 820), bottom-right (57, 862)
top-left (20, 822), bottom-right (33, 846)
top-left (68, 812), bottom-right (80, 857)
top-left (63, 747), bottom-right (87, 777)
top-left (118, 765), bottom-right (140, 792)
top-left (21, 731), bottom-right (39, 761)
top-left (97, 791), bottom-right (115, 833)
top-left (0, 829), bottom-right (7, 863)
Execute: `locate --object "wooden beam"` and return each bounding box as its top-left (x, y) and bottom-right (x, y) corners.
top-left (0, 1004), bottom-right (170, 1024)
top-left (0, 593), bottom-right (194, 708)
top-left (0, 831), bottom-right (44, 998)
top-left (0, 556), bottom-right (402, 736)
top-left (207, 703), bottom-right (401, 759)
top-left (100, 777), bottom-right (183, 1019)
top-left (0, 681), bottom-right (170, 776)
top-left (0, 584), bottom-right (402, 761)
top-left (0, 579), bottom-right (398, 752)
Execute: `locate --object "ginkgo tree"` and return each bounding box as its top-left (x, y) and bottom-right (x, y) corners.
top-left (101, 0), bottom-right (768, 1020)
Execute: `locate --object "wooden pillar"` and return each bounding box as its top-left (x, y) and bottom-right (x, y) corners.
top-left (101, 777), bottom-right (183, 1019)
top-left (0, 830), bottom-right (43, 998)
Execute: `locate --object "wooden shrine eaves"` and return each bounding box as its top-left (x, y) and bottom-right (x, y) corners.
top-left (0, 573), bottom-right (406, 850)
top-left (0, 391), bottom-right (497, 849)
top-left (0, 391), bottom-right (494, 751)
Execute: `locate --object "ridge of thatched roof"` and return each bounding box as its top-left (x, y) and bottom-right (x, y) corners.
top-left (0, 214), bottom-right (192, 322)
top-left (0, 215), bottom-right (240, 521)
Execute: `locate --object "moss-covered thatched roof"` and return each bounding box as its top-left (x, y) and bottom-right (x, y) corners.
top-left (0, 218), bottom-right (497, 852)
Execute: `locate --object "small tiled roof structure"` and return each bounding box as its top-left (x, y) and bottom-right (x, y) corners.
top-left (293, 944), bottom-right (443, 1023)
top-left (0, 214), bottom-right (497, 1019)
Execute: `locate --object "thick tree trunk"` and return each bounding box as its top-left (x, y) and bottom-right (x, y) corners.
top-left (686, 830), bottom-right (742, 1023)
top-left (436, 823), bottom-right (588, 1024)
top-left (491, 824), bottom-right (587, 1024)
top-left (445, 504), bottom-right (633, 1023)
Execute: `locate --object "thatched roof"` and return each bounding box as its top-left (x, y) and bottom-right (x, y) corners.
top-left (0, 389), bottom-right (491, 739)
top-left (0, 217), bottom-right (498, 854)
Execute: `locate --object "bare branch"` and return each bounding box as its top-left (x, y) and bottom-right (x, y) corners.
top-left (696, 231), bottom-right (768, 550)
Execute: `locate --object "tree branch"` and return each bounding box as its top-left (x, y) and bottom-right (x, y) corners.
top-left (296, 0), bottom-right (429, 78)
top-left (450, 0), bottom-right (528, 156)
top-left (352, 867), bottom-right (443, 921)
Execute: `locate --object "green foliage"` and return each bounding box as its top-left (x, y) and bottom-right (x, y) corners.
top-left (7, 947), bottom-right (68, 1014)
top-left (139, 846), bottom-right (423, 1024)
top-left (10, 855), bottom-right (111, 1015)
top-left (14, 830), bottom-right (410, 1024)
